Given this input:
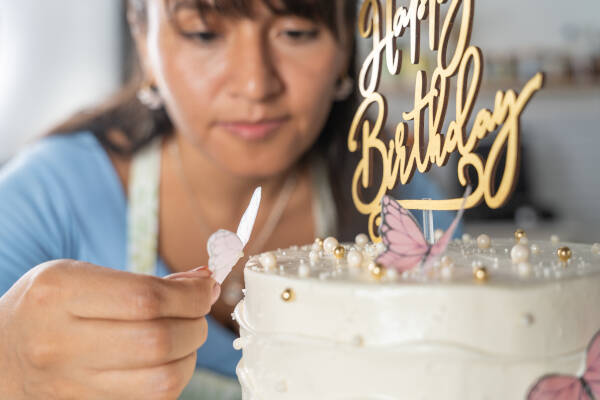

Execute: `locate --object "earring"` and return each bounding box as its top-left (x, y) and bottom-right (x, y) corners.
top-left (334, 75), bottom-right (354, 101)
top-left (137, 83), bottom-right (164, 110)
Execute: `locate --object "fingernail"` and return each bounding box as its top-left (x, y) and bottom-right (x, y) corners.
top-left (193, 269), bottom-right (212, 278)
top-left (192, 266), bottom-right (209, 272)
top-left (167, 269), bottom-right (212, 280)
top-left (211, 283), bottom-right (221, 304)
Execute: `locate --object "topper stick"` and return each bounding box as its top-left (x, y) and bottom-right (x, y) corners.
top-left (422, 202), bottom-right (435, 245)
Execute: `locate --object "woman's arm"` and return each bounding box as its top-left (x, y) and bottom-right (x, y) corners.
top-left (0, 139), bottom-right (219, 399)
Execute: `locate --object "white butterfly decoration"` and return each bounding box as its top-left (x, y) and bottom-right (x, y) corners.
top-left (207, 187), bottom-right (262, 284)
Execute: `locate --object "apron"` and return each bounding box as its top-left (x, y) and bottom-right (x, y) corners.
top-left (126, 137), bottom-right (337, 399)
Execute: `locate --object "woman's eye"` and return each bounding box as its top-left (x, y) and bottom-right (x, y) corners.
top-left (282, 29), bottom-right (320, 41)
top-left (185, 31), bottom-right (220, 43)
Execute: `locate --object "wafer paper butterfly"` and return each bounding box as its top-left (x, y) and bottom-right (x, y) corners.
top-left (207, 187), bottom-right (261, 284)
top-left (527, 329), bottom-right (600, 400)
top-left (376, 186), bottom-right (472, 272)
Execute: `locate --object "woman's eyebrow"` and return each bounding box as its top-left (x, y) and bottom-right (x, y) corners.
top-left (168, 0), bottom-right (219, 16)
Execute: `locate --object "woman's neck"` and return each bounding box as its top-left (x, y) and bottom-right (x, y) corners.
top-left (165, 134), bottom-right (299, 231)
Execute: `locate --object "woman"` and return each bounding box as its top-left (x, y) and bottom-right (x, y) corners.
top-left (0, 0), bottom-right (452, 399)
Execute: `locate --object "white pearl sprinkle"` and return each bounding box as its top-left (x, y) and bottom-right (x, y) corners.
top-left (441, 256), bottom-right (454, 267)
top-left (543, 268), bottom-right (552, 278)
top-left (298, 264), bottom-right (310, 278)
top-left (530, 244), bottom-right (540, 255)
top-left (511, 244), bottom-right (531, 264)
top-left (347, 250), bottom-right (363, 268)
top-left (554, 270), bottom-right (563, 278)
top-left (518, 262), bottom-right (533, 277)
top-left (592, 243), bottom-right (600, 255)
top-left (355, 233), bottom-right (369, 247)
top-left (434, 229), bottom-right (444, 242)
top-left (462, 233), bottom-right (472, 243)
top-left (551, 235), bottom-right (560, 244)
top-left (309, 251), bottom-right (319, 264)
top-left (323, 237), bottom-right (339, 254)
top-left (441, 265), bottom-right (454, 279)
top-left (259, 252), bottom-right (277, 271)
top-left (385, 268), bottom-right (399, 281)
top-left (233, 337), bottom-right (247, 350)
top-left (476, 234), bottom-right (491, 249)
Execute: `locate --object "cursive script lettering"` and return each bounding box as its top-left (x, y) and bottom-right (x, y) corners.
top-left (349, 0), bottom-right (544, 240)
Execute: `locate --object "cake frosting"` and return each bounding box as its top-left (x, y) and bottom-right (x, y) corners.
top-left (233, 236), bottom-right (600, 399)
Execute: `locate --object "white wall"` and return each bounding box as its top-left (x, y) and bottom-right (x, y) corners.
top-left (0, 0), bottom-right (125, 161)
top-left (474, 0), bottom-right (600, 56)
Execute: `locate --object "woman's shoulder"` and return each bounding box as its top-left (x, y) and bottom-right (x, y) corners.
top-left (2, 131), bottom-right (103, 178)
top-left (0, 130), bottom-right (127, 235)
top-left (0, 131), bottom-right (123, 197)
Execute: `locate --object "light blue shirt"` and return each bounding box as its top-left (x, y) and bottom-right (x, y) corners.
top-left (0, 131), bottom-right (460, 378)
top-left (0, 131), bottom-right (239, 377)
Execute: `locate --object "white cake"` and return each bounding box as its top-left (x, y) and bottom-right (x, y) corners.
top-left (233, 238), bottom-right (600, 399)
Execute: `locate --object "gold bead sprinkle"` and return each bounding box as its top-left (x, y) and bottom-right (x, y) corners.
top-left (370, 263), bottom-right (385, 280)
top-left (334, 246), bottom-right (346, 260)
top-left (281, 288), bottom-right (295, 302)
top-left (474, 266), bottom-right (489, 282)
top-left (514, 229), bottom-right (527, 243)
top-left (314, 238), bottom-right (323, 248)
top-left (557, 247), bottom-right (572, 265)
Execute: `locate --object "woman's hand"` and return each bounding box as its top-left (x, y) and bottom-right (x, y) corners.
top-left (0, 259), bottom-right (220, 400)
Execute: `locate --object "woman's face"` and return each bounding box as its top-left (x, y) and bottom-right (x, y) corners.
top-left (137, 0), bottom-right (350, 178)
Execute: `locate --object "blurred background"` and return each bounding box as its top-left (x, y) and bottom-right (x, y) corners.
top-left (0, 0), bottom-right (598, 241)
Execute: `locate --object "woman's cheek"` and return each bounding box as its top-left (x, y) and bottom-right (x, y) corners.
top-left (294, 77), bottom-right (336, 134)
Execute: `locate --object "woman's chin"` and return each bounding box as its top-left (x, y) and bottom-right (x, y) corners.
top-left (216, 151), bottom-right (302, 180)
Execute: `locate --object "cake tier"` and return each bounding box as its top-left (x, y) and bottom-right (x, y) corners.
top-left (234, 239), bottom-right (600, 399)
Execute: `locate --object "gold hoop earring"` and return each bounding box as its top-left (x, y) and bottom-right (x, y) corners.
top-left (334, 75), bottom-right (354, 101)
top-left (137, 83), bottom-right (164, 110)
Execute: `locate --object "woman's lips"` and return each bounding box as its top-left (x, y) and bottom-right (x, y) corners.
top-left (218, 117), bottom-right (289, 141)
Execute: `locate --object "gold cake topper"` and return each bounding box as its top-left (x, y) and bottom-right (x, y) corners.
top-left (348, 0), bottom-right (545, 240)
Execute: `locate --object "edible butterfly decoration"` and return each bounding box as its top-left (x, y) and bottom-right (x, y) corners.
top-left (376, 186), bottom-right (472, 272)
top-left (527, 330), bottom-right (600, 400)
top-left (207, 187), bottom-right (261, 284)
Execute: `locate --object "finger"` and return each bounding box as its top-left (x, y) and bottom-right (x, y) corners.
top-left (70, 317), bottom-right (207, 370)
top-left (90, 352), bottom-right (197, 400)
top-left (61, 261), bottom-right (219, 320)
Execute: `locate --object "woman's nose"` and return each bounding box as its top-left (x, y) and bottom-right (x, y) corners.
top-left (226, 33), bottom-right (283, 102)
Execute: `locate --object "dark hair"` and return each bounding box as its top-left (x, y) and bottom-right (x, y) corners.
top-left (52, 0), bottom-right (358, 159)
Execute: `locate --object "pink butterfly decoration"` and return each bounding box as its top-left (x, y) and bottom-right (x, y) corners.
top-left (527, 330), bottom-right (600, 400)
top-left (207, 187), bottom-right (261, 284)
top-left (376, 186), bottom-right (472, 272)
